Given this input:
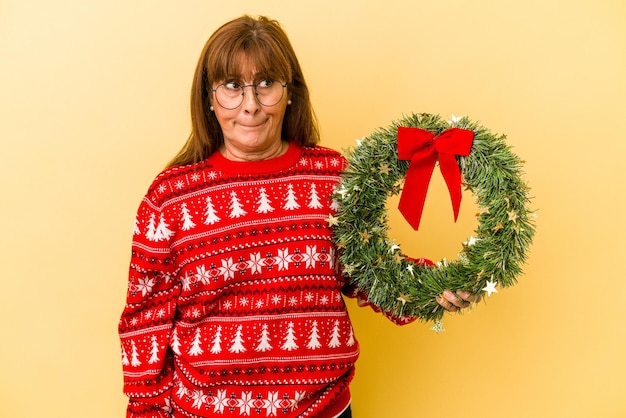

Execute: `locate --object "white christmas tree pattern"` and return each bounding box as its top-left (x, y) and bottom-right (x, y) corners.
top-left (152, 213), bottom-right (173, 242)
top-left (307, 183), bottom-right (323, 209)
top-left (228, 191), bottom-right (247, 218)
top-left (188, 328), bottom-right (204, 356)
top-left (229, 325), bottom-right (247, 353)
top-left (210, 325), bottom-right (223, 354)
top-left (148, 335), bottom-right (160, 364)
top-left (130, 340), bottom-right (142, 366)
top-left (171, 328), bottom-right (182, 355)
top-left (203, 196), bottom-right (221, 225)
top-left (329, 185), bottom-right (340, 211)
top-left (180, 202), bottom-right (196, 231)
top-left (283, 184), bottom-right (300, 210)
top-left (346, 326), bottom-right (355, 347)
top-left (328, 320), bottom-right (341, 348)
top-left (255, 187), bottom-right (275, 214)
top-left (145, 213), bottom-right (156, 240)
top-left (134, 214), bottom-right (141, 235)
top-left (281, 322), bottom-right (299, 351)
top-left (306, 321), bottom-right (322, 349)
top-left (121, 344), bottom-right (129, 366)
top-left (255, 323), bottom-right (273, 352)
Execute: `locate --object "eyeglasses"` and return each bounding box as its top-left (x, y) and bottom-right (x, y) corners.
top-left (211, 80), bottom-right (287, 110)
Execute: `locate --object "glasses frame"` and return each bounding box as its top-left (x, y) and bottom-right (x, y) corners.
top-left (211, 80), bottom-right (288, 110)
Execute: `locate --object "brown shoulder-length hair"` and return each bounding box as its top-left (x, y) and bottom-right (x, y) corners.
top-left (167, 15), bottom-right (320, 168)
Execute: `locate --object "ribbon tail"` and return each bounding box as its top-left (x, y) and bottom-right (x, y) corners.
top-left (439, 153), bottom-right (463, 222)
top-left (398, 154), bottom-right (438, 230)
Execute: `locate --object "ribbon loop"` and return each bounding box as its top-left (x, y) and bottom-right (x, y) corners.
top-left (397, 126), bottom-right (474, 230)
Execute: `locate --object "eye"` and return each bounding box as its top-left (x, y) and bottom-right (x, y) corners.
top-left (257, 79), bottom-right (274, 89)
top-left (223, 81), bottom-right (241, 91)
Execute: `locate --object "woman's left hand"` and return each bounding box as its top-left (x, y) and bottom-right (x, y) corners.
top-left (436, 290), bottom-right (481, 312)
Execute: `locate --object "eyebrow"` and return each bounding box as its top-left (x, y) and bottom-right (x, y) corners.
top-left (222, 71), bottom-right (279, 83)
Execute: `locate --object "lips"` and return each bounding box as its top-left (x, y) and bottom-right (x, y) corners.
top-left (237, 119), bottom-right (267, 129)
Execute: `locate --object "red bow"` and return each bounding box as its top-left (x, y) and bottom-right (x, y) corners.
top-left (397, 126), bottom-right (474, 230)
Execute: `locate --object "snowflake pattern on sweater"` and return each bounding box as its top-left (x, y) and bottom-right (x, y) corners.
top-left (119, 144), bottom-right (357, 417)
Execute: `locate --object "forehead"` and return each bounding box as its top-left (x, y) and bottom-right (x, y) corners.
top-left (209, 47), bottom-right (290, 83)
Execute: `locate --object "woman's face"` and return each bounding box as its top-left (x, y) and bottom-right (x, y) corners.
top-left (211, 59), bottom-right (290, 161)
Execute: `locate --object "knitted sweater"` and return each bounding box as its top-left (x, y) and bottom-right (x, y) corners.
top-left (119, 144), bottom-right (364, 417)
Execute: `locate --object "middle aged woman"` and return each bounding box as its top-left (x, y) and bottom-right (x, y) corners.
top-left (119, 15), bottom-right (478, 418)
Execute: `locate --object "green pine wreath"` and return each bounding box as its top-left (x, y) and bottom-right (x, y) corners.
top-left (332, 113), bottom-right (535, 323)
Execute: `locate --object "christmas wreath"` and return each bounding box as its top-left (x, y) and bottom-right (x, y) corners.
top-left (331, 113), bottom-right (535, 324)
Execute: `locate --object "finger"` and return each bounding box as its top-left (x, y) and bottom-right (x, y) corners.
top-left (356, 295), bottom-right (369, 307)
top-left (443, 290), bottom-right (470, 309)
top-left (436, 295), bottom-right (459, 312)
top-left (456, 290), bottom-right (481, 304)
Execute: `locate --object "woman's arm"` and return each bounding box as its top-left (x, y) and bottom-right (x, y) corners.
top-left (119, 199), bottom-right (179, 417)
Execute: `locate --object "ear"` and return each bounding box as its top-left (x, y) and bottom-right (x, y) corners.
top-left (206, 80), bottom-right (215, 111)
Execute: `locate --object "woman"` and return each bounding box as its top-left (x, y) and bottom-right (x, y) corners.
top-left (119, 15), bottom-right (476, 418)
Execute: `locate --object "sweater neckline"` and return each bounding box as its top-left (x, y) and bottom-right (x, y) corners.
top-left (207, 142), bottom-right (303, 175)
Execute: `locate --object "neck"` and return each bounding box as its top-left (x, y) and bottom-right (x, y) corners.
top-left (220, 140), bottom-right (288, 162)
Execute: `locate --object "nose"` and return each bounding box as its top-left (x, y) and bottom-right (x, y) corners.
top-left (241, 85), bottom-right (260, 114)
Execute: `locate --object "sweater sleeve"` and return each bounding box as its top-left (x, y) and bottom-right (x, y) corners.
top-left (341, 257), bottom-right (435, 325)
top-left (119, 195), bottom-right (179, 417)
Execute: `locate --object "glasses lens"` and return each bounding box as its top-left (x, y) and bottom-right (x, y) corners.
top-left (255, 80), bottom-right (284, 107)
top-left (215, 83), bottom-right (242, 110)
top-left (214, 81), bottom-right (285, 110)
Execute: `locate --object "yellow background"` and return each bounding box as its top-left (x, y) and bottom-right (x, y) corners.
top-left (1, 0), bottom-right (625, 417)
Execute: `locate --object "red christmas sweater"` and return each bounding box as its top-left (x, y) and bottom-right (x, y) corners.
top-left (119, 143), bottom-right (414, 417)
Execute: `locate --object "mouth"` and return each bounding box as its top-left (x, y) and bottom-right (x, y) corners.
top-left (237, 119), bottom-right (268, 129)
